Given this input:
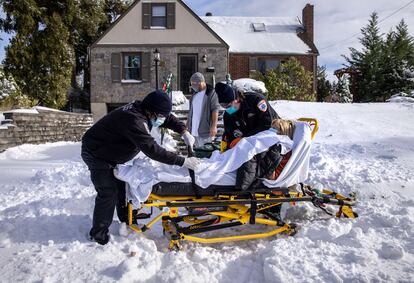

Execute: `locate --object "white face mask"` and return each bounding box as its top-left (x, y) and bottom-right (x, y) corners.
top-left (151, 116), bottom-right (166, 128)
top-left (190, 82), bottom-right (201, 93)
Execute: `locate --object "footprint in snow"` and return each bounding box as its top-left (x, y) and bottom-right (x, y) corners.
top-left (375, 155), bottom-right (397, 161)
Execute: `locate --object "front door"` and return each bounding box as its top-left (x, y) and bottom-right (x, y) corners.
top-left (178, 54), bottom-right (198, 94)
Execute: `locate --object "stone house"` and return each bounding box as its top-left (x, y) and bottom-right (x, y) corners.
top-left (90, 0), bottom-right (318, 120)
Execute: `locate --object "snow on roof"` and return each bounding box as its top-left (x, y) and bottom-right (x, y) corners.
top-left (201, 16), bottom-right (312, 54)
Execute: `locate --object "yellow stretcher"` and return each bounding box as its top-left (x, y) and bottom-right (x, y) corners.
top-left (126, 118), bottom-right (358, 250)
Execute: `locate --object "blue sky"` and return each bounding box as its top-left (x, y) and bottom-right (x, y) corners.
top-left (1, 0), bottom-right (414, 80)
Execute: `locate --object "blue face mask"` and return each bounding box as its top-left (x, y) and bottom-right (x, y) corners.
top-left (150, 116), bottom-right (166, 128)
top-left (225, 106), bottom-right (238, 115)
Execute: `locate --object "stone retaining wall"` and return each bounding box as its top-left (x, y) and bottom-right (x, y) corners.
top-left (0, 107), bottom-right (93, 152)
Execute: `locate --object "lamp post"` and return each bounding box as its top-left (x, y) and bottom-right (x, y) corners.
top-left (153, 48), bottom-right (160, 89)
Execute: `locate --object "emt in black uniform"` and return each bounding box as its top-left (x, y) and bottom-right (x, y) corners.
top-left (82, 90), bottom-right (198, 245)
top-left (214, 82), bottom-right (280, 147)
top-left (214, 83), bottom-right (283, 220)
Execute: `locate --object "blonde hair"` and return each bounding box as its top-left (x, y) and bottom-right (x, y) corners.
top-left (271, 119), bottom-right (295, 140)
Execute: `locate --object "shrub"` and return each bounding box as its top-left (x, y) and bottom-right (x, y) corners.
top-left (253, 57), bottom-right (315, 101)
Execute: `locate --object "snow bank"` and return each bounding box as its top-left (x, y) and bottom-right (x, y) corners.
top-left (386, 91), bottom-right (414, 103)
top-left (3, 106), bottom-right (66, 114)
top-left (0, 102), bottom-right (413, 282)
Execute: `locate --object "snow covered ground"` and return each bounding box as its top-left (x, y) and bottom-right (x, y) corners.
top-left (0, 101), bottom-right (413, 282)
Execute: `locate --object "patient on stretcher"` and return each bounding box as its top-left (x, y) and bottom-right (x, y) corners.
top-left (115, 119), bottom-right (312, 204)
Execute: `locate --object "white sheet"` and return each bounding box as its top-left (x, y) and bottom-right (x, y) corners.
top-left (115, 122), bottom-right (312, 205)
top-left (263, 122), bottom-right (312, 188)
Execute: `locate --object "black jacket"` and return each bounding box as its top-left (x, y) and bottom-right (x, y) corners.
top-left (82, 101), bottom-right (186, 168)
top-left (235, 144), bottom-right (283, 191)
top-left (223, 92), bottom-right (280, 144)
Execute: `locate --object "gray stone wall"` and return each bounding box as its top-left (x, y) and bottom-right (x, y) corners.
top-left (90, 45), bottom-right (228, 105)
top-left (0, 108), bottom-right (93, 152)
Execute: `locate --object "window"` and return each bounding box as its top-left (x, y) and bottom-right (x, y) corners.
top-left (123, 53), bottom-right (141, 81)
top-left (142, 3), bottom-right (175, 30)
top-left (151, 4), bottom-right (167, 28)
top-left (258, 59), bottom-right (280, 73)
top-left (252, 23), bottom-right (266, 32)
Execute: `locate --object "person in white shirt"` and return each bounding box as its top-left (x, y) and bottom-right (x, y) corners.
top-left (187, 72), bottom-right (220, 147)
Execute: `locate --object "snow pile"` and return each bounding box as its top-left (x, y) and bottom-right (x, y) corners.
top-left (172, 90), bottom-right (189, 110)
top-left (233, 78), bottom-right (268, 94)
top-left (0, 102), bottom-right (413, 282)
top-left (386, 91), bottom-right (414, 103)
top-left (4, 106), bottom-right (66, 114)
top-left (201, 16), bottom-right (311, 54)
top-left (171, 90), bottom-right (187, 106)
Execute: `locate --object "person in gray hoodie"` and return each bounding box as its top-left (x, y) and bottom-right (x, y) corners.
top-left (186, 72), bottom-right (220, 147)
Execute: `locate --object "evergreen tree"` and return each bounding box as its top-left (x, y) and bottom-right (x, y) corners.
top-left (0, 0), bottom-right (131, 110)
top-left (345, 13), bottom-right (385, 102)
top-left (0, 67), bottom-right (33, 110)
top-left (334, 74), bottom-right (353, 103)
top-left (2, 1), bottom-right (74, 108)
top-left (382, 19), bottom-right (414, 98)
top-left (316, 65), bottom-right (332, 102)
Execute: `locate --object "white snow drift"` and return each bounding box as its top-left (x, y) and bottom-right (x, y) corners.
top-left (0, 101), bottom-right (413, 282)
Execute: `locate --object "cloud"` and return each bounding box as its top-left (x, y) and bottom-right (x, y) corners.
top-left (1, 0), bottom-right (413, 81)
top-left (185, 0), bottom-right (414, 81)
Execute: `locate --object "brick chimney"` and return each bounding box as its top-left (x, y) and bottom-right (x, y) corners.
top-left (302, 4), bottom-right (314, 42)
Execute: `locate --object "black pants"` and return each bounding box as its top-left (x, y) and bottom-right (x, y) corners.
top-left (88, 169), bottom-right (127, 241)
top-left (81, 148), bottom-right (127, 242)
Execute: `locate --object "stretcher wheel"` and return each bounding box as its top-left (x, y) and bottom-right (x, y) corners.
top-left (169, 240), bottom-right (181, 251)
top-left (286, 223), bottom-right (298, 236)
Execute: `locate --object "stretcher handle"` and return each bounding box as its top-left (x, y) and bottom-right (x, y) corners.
top-left (298, 118), bottom-right (319, 140)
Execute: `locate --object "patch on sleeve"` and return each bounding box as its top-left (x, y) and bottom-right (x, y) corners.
top-left (233, 129), bottom-right (243, 138)
top-left (257, 100), bottom-right (268, 112)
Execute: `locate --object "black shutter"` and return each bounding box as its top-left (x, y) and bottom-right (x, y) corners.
top-left (141, 52), bottom-right (151, 82)
top-left (166, 3), bottom-right (175, 29)
top-left (142, 3), bottom-right (150, 29)
top-left (111, 53), bottom-right (121, 82)
top-left (249, 57), bottom-right (258, 72)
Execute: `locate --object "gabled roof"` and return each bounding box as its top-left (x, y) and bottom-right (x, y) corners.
top-left (201, 16), bottom-right (314, 55)
top-left (91, 0), bottom-right (228, 48)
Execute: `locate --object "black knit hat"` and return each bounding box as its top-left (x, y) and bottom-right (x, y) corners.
top-left (141, 90), bottom-right (172, 116)
top-left (215, 82), bottom-right (236, 104)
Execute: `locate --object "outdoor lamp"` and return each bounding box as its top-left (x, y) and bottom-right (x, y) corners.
top-left (153, 48), bottom-right (160, 89)
top-left (153, 48), bottom-right (160, 62)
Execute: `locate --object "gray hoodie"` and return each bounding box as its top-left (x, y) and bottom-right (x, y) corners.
top-left (187, 84), bottom-right (220, 138)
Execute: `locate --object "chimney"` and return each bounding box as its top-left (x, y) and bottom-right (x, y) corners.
top-left (302, 4), bottom-right (314, 42)
top-left (205, 12), bottom-right (213, 16)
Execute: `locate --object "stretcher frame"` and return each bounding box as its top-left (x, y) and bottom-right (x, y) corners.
top-left (126, 118), bottom-right (358, 250)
